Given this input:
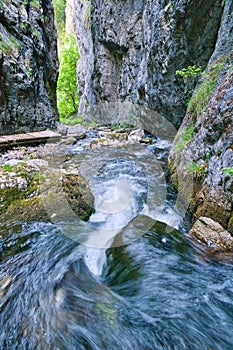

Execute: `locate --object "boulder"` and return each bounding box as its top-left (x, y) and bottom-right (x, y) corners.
top-left (0, 159), bottom-right (95, 223)
top-left (189, 217), bottom-right (233, 251)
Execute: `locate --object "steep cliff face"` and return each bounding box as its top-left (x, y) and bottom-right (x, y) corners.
top-left (74, 0), bottom-right (224, 127)
top-left (0, 0), bottom-right (58, 135)
top-left (74, 0), bottom-right (232, 235)
top-left (169, 0), bottom-right (233, 234)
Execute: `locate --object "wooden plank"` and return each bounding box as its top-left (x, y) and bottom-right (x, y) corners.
top-left (0, 130), bottom-right (61, 149)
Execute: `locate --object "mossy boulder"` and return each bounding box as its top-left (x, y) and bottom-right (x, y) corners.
top-left (0, 162), bottom-right (95, 224)
top-left (0, 162), bottom-right (41, 214)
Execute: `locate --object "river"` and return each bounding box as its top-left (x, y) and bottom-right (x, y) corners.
top-left (1, 133), bottom-right (233, 350)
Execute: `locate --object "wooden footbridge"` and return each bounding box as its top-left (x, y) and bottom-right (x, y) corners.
top-left (0, 130), bottom-right (61, 150)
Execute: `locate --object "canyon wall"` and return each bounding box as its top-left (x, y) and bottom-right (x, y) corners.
top-left (169, 0), bottom-right (233, 233)
top-left (74, 0), bottom-right (224, 128)
top-left (0, 0), bottom-right (58, 135)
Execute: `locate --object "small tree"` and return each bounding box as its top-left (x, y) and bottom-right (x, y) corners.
top-left (57, 33), bottom-right (79, 120)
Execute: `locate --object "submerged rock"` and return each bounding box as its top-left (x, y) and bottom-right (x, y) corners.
top-left (90, 128), bottom-right (146, 148)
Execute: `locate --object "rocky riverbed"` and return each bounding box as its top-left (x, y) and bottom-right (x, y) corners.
top-left (0, 124), bottom-right (154, 225)
top-left (1, 123), bottom-right (233, 256)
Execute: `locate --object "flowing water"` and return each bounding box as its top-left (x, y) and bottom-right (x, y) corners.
top-left (1, 137), bottom-right (233, 350)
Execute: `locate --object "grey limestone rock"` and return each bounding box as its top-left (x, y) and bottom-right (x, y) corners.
top-left (189, 217), bottom-right (233, 251)
top-left (168, 0), bottom-right (233, 235)
top-left (74, 0), bottom-right (224, 128)
top-left (0, 0), bottom-right (59, 135)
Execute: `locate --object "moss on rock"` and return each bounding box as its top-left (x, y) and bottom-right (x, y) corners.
top-left (0, 164), bottom-right (95, 224)
top-left (195, 201), bottom-right (232, 230)
top-left (228, 216), bottom-right (233, 234)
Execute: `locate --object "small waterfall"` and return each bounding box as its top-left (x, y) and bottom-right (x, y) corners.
top-left (83, 157), bottom-right (148, 275)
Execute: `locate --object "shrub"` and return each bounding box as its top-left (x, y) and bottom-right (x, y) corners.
top-left (175, 65), bottom-right (202, 78)
top-left (222, 167), bottom-right (233, 176)
top-left (185, 161), bottom-right (206, 176)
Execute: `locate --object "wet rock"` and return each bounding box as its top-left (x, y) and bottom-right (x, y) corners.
top-left (168, 3), bottom-right (233, 229)
top-left (59, 137), bottom-right (77, 146)
top-left (68, 132), bottom-right (86, 141)
top-left (90, 128), bottom-right (148, 148)
top-left (57, 124), bottom-right (87, 143)
top-left (189, 217), bottom-right (233, 251)
top-left (56, 123), bottom-right (69, 136)
top-left (128, 129), bottom-right (144, 143)
top-left (0, 171), bottom-right (94, 224)
top-left (90, 138), bottom-right (121, 149)
top-left (0, 276), bottom-right (12, 299)
top-left (139, 137), bottom-right (152, 145)
top-left (98, 130), bottom-right (128, 141)
top-left (67, 124), bottom-right (87, 136)
top-left (0, 149), bottom-right (95, 223)
top-left (228, 216), bottom-right (233, 234)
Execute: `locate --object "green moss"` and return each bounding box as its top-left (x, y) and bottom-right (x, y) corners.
top-left (228, 216), bottom-right (233, 234)
top-left (62, 174), bottom-right (95, 221)
top-left (174, 124), bottom-right (194, 151)
top-left (0, 169), bottom-right (40, 214)
top-left (0, 40), bottom-right (14, 55)
top-left (196, 202), bottom-right (231, 229)
top-left (0, 162), bottom-right (95, 223)
top-left (0, 197), bottom-right (49, 223)
top-left (0, 34), bottom-right (20, 55)
top-left (0, 174), bottom-right (95, 223)
top-left (3, 164), bottom-right (13, 171)
top-left (91, 138), bottom-right (107, 145)
top-left (31, 27), bottom-right (41, 38)
top-left (188, 58), bottom-right (226, 117)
